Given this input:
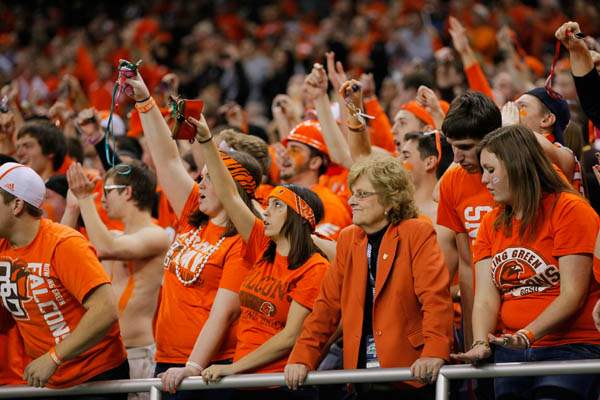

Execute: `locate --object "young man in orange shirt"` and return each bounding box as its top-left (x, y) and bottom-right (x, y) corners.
top-left (437, 91), bottom-right (502, 350)
top-left (279, 120), bottom-right (352, 240)
top-left (0, 162), bottom-right (127, 396)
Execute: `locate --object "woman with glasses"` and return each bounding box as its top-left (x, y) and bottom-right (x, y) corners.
top-left (452, 125), bottom-right (600, 400)
top-left (124, 72), bottom-right (262, 400)
top-left (284, 155), bottom-right (453, 400)
top-left (186, 113), bottom-right (329, 400)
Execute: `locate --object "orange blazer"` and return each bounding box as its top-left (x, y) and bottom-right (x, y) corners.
top-left (288, 219), bottom-right (453, 386)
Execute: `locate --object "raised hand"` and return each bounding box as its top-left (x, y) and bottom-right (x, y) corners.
top-left (326, 52), bottom-right (348, 92)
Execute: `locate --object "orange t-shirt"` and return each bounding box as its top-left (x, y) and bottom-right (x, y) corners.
top-left (363, 97), bottom-right (396, 154)
top-left (311, 184), bottom-right (352, 241)
top-left (437, 164), bottom-right (495, 253)
top-left (234, 218), bottom-right (329, 373)
top-left (156, 186), bottom-right (178, 238)
top-left (155, 184), bottom-right (251, 364)
top-left (319, 166), bottom-right (351, 214)
top-left (473, 192), bottom-right (600, 346)
top-left (0, 219), bottom-right (126, 388)
top-left (0, 310), bottom-right (27, 385)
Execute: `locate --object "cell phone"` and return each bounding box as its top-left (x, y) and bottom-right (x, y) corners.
top-left (169, 96), bottom-right (204, 142)
top-left (116, 59), bottom-right (142, 99)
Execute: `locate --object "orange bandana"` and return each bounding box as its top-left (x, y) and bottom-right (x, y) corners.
top-left (269, 186), bottom-right (316, 230)
top-left (220, 152), bottom-right (257, 196)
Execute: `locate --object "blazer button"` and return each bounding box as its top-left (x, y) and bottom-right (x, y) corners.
top-left (376, 330), bottom-right (382, 336)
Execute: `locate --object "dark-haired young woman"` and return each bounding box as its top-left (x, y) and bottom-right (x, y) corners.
top-left (188, 114), bottom-right (329, 398)
top-left (452, 125), bottom-right (600, 400)
top-left (125, 73), bottom-right (262, 400)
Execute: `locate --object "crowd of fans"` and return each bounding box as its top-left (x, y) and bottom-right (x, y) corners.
top-left (1, 1), bottom-right (600, 400)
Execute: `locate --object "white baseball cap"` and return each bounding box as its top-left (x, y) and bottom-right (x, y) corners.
top-left (0, 162), bottom-right (46, 208)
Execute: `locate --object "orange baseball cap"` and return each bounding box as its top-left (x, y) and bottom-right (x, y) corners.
top-left (283, 120), bottom-right (329, 157)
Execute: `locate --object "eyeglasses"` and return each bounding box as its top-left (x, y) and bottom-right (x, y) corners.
top-left (113, 164), bottom-right (132, 175)
top-left (103, 184), bottom-right (128, 197)
top-left (350, 190), bottom-right (379, 200)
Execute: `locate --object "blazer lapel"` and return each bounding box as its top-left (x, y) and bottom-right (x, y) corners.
top-left (351, 230), bottom-right (368, 307)
top-left (374, 225), bottom-right (399, 301)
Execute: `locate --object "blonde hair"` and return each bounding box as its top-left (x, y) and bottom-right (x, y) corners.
top-left (348, 155), bottom-right (419, 224)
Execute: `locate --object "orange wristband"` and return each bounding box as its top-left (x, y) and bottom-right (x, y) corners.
top-left (135, 97), bottom-right (156, 113)
top-left (517, 329), bottom-right (536, 347)
top-left (49, 346), bottom-right (62, 366)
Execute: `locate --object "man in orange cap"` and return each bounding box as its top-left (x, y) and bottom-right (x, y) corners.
top-left (280, 120), bottom-right (351, 239)
top-left (392, 100), bottom-right (447, 149)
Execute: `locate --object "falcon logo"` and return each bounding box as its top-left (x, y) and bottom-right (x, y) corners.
top-left (491, 247), bottom-right (560, 297)
top-left (495, 259), bottom-right (536, 291)
top-left (259, 301), bottom-right (276, 317)
top-left (0, 257), bottom-right (31, 318)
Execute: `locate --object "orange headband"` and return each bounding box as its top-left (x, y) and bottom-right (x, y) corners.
top-left (269, 186), bottom-right (316, 230)
top-left (220, 152), bottom-right (257, 196)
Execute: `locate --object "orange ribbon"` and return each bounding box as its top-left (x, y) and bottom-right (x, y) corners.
top-left (269, 186), bottom-right (316, 230)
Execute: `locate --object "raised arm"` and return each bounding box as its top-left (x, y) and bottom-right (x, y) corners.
top-left (125, 71), bottom-right (194, 218)
top-left (67, 163), bottom-right (170, 260)
top-left (187, 115), bottom-right (256, 242)
top-left (304, 64), bottom-right (354, 169)
top-left (448, 16), bottom-right (494, 100)
top-left (339, 80), bottom-right (372, 161)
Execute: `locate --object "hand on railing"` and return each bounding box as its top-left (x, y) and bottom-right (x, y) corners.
top-left (201, 364), bottom-right (234, 383)
top-left (450, 339), bottom-right (491, 364)
top-left (23, 353), bottom-right (58, 388)
top-left (410, 357), bottom-right (444, 384)
top-left (158, 365), bottom-right (201, 394)
top-left (284, 363), bottom-right (309, 390)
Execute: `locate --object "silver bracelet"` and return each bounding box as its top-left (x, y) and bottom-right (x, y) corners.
top-left (185, 360), bottom-right (203, 373)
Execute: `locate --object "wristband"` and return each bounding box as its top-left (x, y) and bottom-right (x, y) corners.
top-left (197, 135), bottom-right (213, 144)
top-left (135, 97), bottom-right (156, 113)
top-left (49, 346), bottom-right (62, 366)
top-left (346, 122), bottom-right (366, 132)
top-left (517, 329), bottom-right (535, 347)
top-left (136, 95), bottom-right (151, 103)
top-left (185, 360), bottom-right (203, 372)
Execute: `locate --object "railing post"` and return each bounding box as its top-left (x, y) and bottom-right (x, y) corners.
top-left (149, 386), bottom-right (161, 400)
top-left (435, 373), bottom-right (450, 400)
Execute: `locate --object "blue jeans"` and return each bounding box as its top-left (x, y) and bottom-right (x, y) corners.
top-left (494, 343), bottom-right (600, 400)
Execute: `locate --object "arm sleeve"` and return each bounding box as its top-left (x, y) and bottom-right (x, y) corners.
top-left (242, 218), bottom-right (270, 265)
top-left (174, 183), bottom-right (200, 232)
top-left (464, 63), bottom-right (495, 101)
top-left (436, 170), bottom-right (465, 233)
top-left (219, 238), bottom-right (253, 292)
top-left (54, 236), bottom-right (112, 304)
top-left (410, 222), bottom-right (454, 360)
top-left (552, 195), bottom-right (599, 257)
top-left (364, 98), bottom-right (396, 153)
top-left (289, 259), bottom-right (329, 310)
top-left (473, 212), bottom-right (493, 263)
top-left (288, 229), bottom-right (349, 369)
top-left (573, 69), bottom-right (600, 128)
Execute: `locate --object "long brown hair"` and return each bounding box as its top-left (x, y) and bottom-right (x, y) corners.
top-left (477, 125), bottom-right (575, 240)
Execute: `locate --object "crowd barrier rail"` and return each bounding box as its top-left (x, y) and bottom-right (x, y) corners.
top-left (1, 359), bottom-right (599, 399)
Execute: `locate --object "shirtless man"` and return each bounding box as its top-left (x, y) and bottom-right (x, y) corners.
top-left (66, 161), bottom-right (169, 399)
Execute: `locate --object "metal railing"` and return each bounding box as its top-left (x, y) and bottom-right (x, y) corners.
top-left (1, 360), bottom-right (599, 399)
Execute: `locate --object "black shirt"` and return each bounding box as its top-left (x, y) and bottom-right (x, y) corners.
top-left (357, 224), bottom-right (389, 368)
